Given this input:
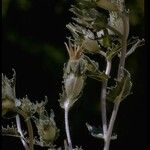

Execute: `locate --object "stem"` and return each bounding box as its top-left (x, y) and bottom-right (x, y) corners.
top-left (64, 103), bottom-right (73, 150)
top-left (117, 15), bottom-right (129, 80)
top-left (105, 61), bottom-right (111, 76)
top-left (2, 133), bottom-right (24, 139)
top-left (101, 81), bottom-right (107, 138)
top-left (126, 39), bottom-right (145, 58)
top-left (16, 115), bottom-right (29, 150)
top-left (103, 101), bottom-right (120, 150)
top-left (13, 72), bottom-right (29, 150)
top-left (2, 132), bottom-right (53, 148)
top-left (101, 60), bottom-right (111, 138)
top-left (103, 13), bottom-right (129, 150)
top-left (16, 108), bottom-right (34, 150)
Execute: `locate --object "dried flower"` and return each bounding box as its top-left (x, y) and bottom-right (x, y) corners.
top-left (33, 110), bottom-right (59, 146)
top-left (2, 70), bottom-right (17, 118)
top-left (59, 39), bottom-right (86, 110)
top-left (2, 70), bottom-right (16, 100)
top-left (64, 38), bottom-right (83, 61)
top-left (34, 96), bottom-right (48, 115)
top-left (19, 95), bottom-right (36, 117)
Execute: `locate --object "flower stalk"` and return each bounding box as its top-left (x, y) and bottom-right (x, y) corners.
top-left (64, 103), bottom-right (73, 150)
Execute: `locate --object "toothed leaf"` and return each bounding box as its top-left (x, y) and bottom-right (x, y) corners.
top-left (84, 55), bottom-right (109, 81)
top-left (106, 44), bottom-right (120, 60)
top-left (86, 123), bottom-right (104, 139)
top-left (86, 123), bottom-right (117, 140)
top-left (107, 69), bottom-right (132, 103)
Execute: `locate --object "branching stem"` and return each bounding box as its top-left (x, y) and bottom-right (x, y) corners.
top-left (16, 115), bottom-right (29, 150)
top-left (103, 12), bottom-right (129, 150)
top-left (16, 108), bottom-right (34, 150)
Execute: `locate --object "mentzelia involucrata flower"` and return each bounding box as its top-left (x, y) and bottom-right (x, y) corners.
top-left (59, 39), bottom-right (86, 110)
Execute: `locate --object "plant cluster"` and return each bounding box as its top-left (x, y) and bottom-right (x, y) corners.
top-left (2, 0), bottom-right (144, 150)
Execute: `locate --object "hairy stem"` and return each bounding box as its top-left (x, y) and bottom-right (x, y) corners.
top-left (103, 101), bottom-right (120, 150)
top-left (16, 115), bottom-right (29, 150)
top-left (101, 81), bottom-right (108, 138)
top-left (103, 13), bottom-right (129, 150)
top-left (101, 60), bottom-right (111, 138)
top-left (117, 15), bottom-right (129, 80)
top-left (16, 108), bottom-right (34, 150)
top-left (64, 104), bottom-right (73, 150)
top-left (105, 60), bottom-right (112, 76)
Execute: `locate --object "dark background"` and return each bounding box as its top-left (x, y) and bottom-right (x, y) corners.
top-left (2, 0), bottom-right (147, 150)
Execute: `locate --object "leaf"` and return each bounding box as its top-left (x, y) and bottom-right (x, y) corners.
top-left (87, 71), bottom-right (108, 82)
top-left (126, 38), bottom-right (145, 57)
top-left (92, 18), bottom-right (108, 31)
top-left (102, 35), bottom-right (111, 48)
top-left (107, 69), bottom-right (132, 103)
top-left (66, 23), bottom-right (83, 39)
top-left (70, 5), bottom-right (108, 31)
top-left (69, 5), bottom-right (84, 19)
top-left (2, 70), bottom-right (17, 118)
top-left (106, 44), bottom-right (121, 60)
top-left (86, 123), bottom-right (117, 140)
top-left (2, 124), bottom-right (20, 136)
top-left (96, 0), bottom-right (120, 11)
top-left (86, 123), bottom-right (104, 139)
top-left (83, 55), bottom-right (109, 81)
top-left (82, 38), bottom-right (100, 53)
top-left (76, 0), bottom-right (97, 9)
top-left (2, 69), bottom-right (16, 100)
